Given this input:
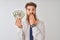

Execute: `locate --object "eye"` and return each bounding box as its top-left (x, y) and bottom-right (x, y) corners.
top-left (32, 8), bottom-right (35, 11)
top-left (28, 9), bottom-right (30, 11)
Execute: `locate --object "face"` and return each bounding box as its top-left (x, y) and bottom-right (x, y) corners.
top-left (26, 6), bottom-right (37, 23)
top-left (26, 6), bottom-right (36, 16)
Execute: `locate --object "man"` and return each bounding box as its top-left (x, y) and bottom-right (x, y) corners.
top-left (15, 2), bottom-right (45, 40)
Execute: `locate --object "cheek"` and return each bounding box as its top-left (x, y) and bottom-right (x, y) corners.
top-left (33, 10), bottom-right (36, 14)
top-left (26, 10), bottom-right (30, 15)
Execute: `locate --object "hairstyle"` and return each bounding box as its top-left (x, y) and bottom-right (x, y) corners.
top-left (25, 2), bottom-right (37, 8)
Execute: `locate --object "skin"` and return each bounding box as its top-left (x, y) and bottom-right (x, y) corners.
top-left (15, 17), bottom-right (22, 28)
top-left (15, 6), bottom-right (37, 28)
top-left (26, 6), bottom-right (36, 25)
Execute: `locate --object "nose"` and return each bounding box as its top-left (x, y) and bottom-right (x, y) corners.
top-left (30, 10), bottom-right (33, 14)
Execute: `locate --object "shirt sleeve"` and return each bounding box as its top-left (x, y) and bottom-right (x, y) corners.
top-left (37, 21), bottom-right (45, 40)
top-left (17, 28), bottom-right (23, 40)
top-left (17, 21), bottom-right (26, 40)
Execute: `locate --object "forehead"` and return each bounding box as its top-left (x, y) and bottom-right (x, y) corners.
top-left (26, 6), bottom-right (36, 9)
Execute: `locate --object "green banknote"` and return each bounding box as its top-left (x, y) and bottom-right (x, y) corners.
top-left (13, 10), bottom-right (25, 19)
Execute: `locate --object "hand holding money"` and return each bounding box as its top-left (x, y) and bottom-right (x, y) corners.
top-left (15, 17), bottom-right (22, 28)
top-left (13, 10), bottom-right (25, 28)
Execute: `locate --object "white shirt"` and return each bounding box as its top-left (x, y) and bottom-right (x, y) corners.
top-left (18, 20), bottom-right (45, 40)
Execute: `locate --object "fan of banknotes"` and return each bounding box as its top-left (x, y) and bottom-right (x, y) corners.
top-left (13, 10), bottom-right (25, 40)
top-left (13, 10), bottom-right (25, 19)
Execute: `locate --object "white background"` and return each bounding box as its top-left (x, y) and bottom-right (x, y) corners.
top-left (0, 0), bottom-right (60, 40)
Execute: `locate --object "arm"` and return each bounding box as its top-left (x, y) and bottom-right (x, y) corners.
top-left (37, 21), bottom-right (45, 40)
top-left (15, 18), bottom-right (25, 40)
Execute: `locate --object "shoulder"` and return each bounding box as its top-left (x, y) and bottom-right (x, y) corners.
top-left (38, 19), bottom-right (45, 25)
top-left (37, 19), bottom-right (45, 28)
